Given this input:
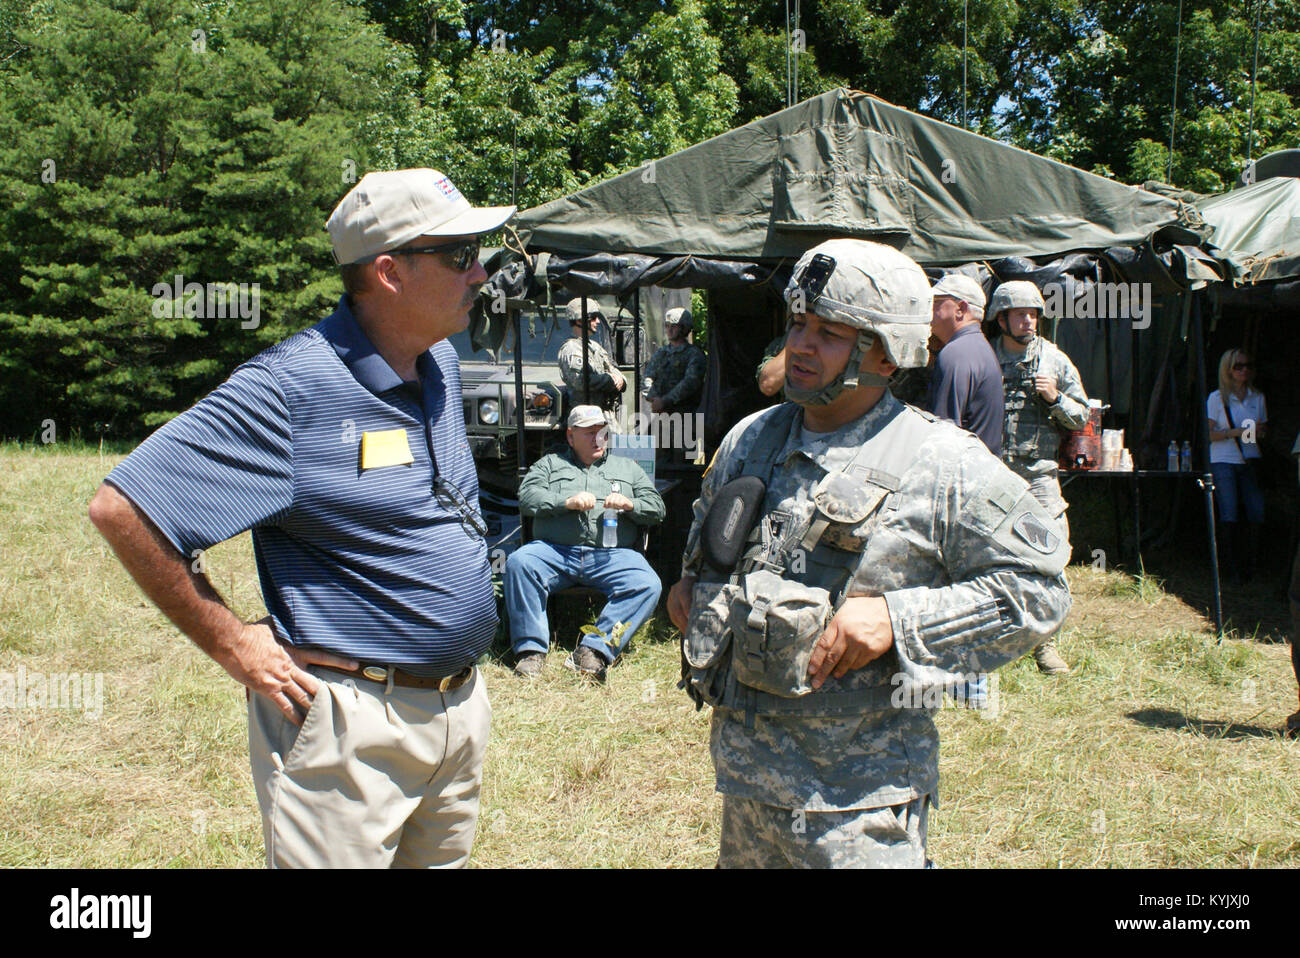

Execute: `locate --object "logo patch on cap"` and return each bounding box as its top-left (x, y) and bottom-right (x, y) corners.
top-left (432, 174), bottom-right (463, 202)
top-left (1012, 511), bottom-right (1059, 554)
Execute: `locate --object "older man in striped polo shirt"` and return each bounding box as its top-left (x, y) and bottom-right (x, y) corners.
top-left (89, 169), bottom-right (514, 868)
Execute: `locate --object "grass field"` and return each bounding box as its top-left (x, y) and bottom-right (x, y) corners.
top-left (2, 443), bottom-right (1297, 867)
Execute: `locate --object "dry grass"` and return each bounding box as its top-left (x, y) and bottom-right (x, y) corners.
top-left (1, 444), bottom-right (1296, 867)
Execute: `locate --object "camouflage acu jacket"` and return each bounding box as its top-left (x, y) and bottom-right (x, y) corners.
top-left (681, 392), bottom-right (1072, 811)
top-left (558, 337), bottom-right (621, 406)
top-left (995, 336), bottom-right (1090, 479)
top-left (643, 342), bottom-right (705, 412)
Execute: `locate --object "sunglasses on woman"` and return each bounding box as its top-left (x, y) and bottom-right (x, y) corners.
top-left (1233, 361), bottom-right (1253, 370)
top-left (389, 238), bottom-right (481, 272)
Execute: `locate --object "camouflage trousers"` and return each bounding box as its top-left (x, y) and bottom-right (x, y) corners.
top-left (717, 795), bottom-right (930, 869)
top-left (1026, 472), bottom-right (1068, 648)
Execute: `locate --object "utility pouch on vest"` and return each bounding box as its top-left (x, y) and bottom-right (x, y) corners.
top-left (729, 569), bottom-right (832, 698)
top-left (701, 475), bottom-right (767, 574)
top-left (679, 579), bottom-right (741, 709)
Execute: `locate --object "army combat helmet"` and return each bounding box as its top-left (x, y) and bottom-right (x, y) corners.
top-left (664, 306), bottom-right (693, 332)
top-left (989, 280), bottom-right (1045, 345)
top-left (781, 238), bottom-right (933, 406)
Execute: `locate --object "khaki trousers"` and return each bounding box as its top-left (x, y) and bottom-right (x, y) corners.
top-left (247, 665), bottom-right (490, 868)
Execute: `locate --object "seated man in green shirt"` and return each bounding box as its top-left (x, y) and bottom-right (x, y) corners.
top-left (506, 405), bottom-right (666, 681)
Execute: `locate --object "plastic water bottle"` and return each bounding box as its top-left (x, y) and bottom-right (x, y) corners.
top-left (1167, 441), bottom-right (1179, 472)
top-left (601, 507), bottom-right (619, 547)
top-left (1180, 441), bottom-right (1192, 472)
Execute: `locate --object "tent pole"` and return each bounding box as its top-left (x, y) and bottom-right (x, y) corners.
top-left (581, 297), bottom-right (591, 404)
top-left (513, 307), bottom-right (528, 488)
top-left (1191, 291), bottom-right (1224, 638)
top-left (633, 288), bottom-right (642, 418)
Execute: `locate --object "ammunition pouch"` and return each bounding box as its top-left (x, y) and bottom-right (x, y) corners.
top-left (679, 569), bottom-right (832, 708)
top-left (730, 569), bottom-right (831, 698)
top-left (679, 578), bottom-right (739, 709)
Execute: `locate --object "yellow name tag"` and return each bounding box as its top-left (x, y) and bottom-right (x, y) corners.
top-left (359, 429), bottom-right (414, 470)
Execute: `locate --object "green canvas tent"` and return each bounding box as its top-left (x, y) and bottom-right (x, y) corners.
top-left (1199, 175), bottom-right (1300, 285)
top-left (517, 87), bottom-right (1183, 266)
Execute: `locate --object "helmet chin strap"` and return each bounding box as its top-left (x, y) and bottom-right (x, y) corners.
top-left (785, 330), bottom-right (890, 407)
top-left (999, 314), bottom-right (1035, 346)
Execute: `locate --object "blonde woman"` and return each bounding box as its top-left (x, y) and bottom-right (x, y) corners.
top-left (1207, 348), bottom-right (1267, 582)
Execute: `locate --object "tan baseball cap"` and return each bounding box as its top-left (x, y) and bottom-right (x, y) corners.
top-left (567, 405), bottom-right (606, 428)
top-left (931, 273), bottom-right (987, 311)
top-left (326, 168), bottom-right (515, 266)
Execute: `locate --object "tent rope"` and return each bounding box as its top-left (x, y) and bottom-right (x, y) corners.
top-left (1167, 0), bottom-right (1184, 183)
top-left (502, 223), bottom-right (534, 273)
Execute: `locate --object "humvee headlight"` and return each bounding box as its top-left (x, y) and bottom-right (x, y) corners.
top-left (479, 398), bottom-right (500, 424)
top-left (529, 391), bottom-right (553, 410)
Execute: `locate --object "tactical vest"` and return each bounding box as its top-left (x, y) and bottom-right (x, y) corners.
top-left (1001, 340), bottom-right (1058, 464)
top-left (682, 401), bottom-right (933, 724)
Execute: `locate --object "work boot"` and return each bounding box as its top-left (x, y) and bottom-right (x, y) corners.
top-left (565, 645), bottom-right (608, 682)
top-left (1285, 711), bottom-right (1300, 741)
top-left (513, 651), bottom-right (546, 679)
top-left (1033, 641), bottom-right (1070, 675)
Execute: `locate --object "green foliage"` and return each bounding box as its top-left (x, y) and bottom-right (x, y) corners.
top-left (0, 0), bottom-right (406, 437)
top-left (4, 0), bottom-right (1300, 439)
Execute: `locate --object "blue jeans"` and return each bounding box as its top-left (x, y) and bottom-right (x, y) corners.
top-left (504, 541), bottom-right (662, 663)
top-left (1211, 461), bottom-right (1264, 524)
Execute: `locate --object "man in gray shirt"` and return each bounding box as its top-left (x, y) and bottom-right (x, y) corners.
top-left (926, 273), bottom-right (1003, 454)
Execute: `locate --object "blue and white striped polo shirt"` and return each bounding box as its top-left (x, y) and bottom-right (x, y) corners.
top-left (106, 296), bottom-right (497, 676)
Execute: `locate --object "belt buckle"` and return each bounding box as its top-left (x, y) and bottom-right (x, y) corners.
top-left (362, 665), bottom-right (389, 683)
top-left (439, 667), bottom-right (469, 692)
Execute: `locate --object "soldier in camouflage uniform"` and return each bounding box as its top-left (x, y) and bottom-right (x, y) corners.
top-left (666, 240), bottom-right (1072, 868)
top-left (990, 281), bottom-right (1090, 675)
top-left (643, 307), bottom-right (706, 467)
top-left (557, 297), bottom-right (625, 427)
top-left (643, 307), bottom-right (706, 415)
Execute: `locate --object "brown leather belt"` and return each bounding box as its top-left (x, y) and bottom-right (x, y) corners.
top-left (318, 663), bottom-right (474, 692)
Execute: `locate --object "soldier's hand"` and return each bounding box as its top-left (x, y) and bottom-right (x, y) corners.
top-left (807, 596), bottom-right (894, 690)
top-left (650, 397), bottom-right (667, 414)
top-left (221, 617), bottom-right (358, 726)
top-left (603, 492), bottom-right (634, 512)
top-left (1034, 375), bottom-right (1059, 404)
top-left (565, 492), bottom-right (598, 511)
top-left (667, 575), bottom-right (696, 633)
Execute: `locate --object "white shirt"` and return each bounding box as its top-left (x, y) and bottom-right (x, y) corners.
top-left (1207, 388), bottom-right (1266, 464)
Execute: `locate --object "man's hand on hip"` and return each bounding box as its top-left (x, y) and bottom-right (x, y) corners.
top-left (565, 492), bottom-right (597, 511)
top-left (807, 595), bottom-right (894, 690)
top-left (667, 575), bottom-right (696, 633)
top-left (222, 617), bottom-right (358, 726)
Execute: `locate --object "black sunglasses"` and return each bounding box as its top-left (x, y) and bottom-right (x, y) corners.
top-left (1233, 361), bottom-right (1253, 370)
top-left (388, 238), bottom-right (481, 272)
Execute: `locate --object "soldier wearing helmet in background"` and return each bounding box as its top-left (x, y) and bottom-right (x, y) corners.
top-left (642, 306), bottom-right (706, 416)
top-left (666, 239), bottom-right (1072, 868)
top-left (557, 297), bottom-right (624, 425)
top-left (989, 280), bottom-right (1090, 675)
